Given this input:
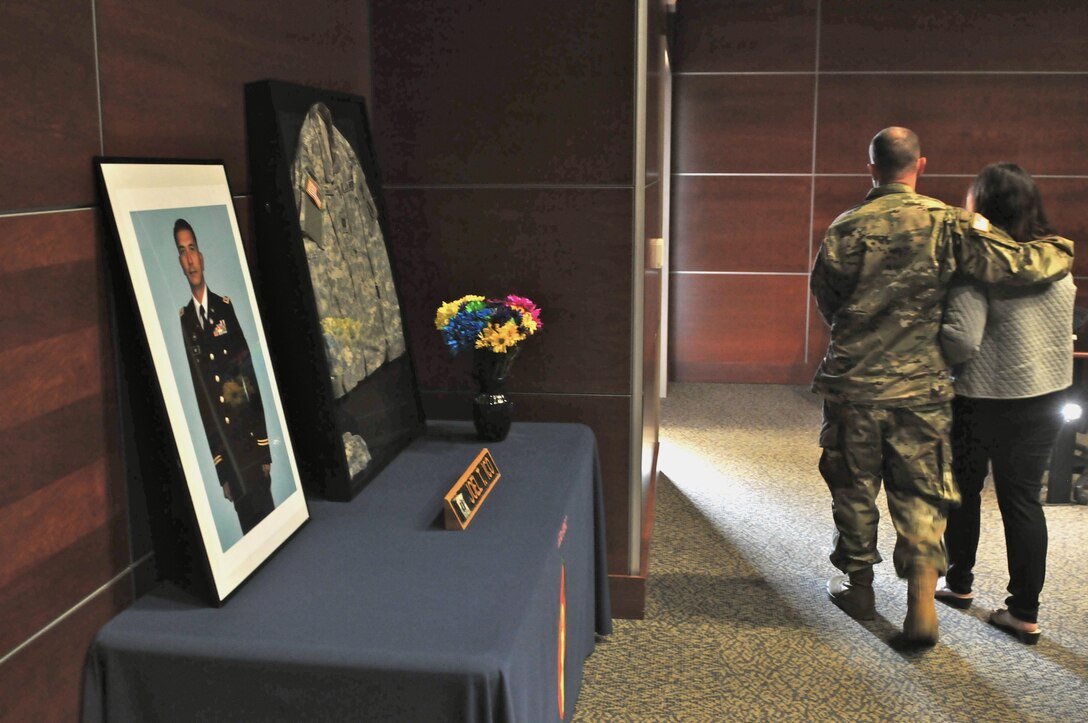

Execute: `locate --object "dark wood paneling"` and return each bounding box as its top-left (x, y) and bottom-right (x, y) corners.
top-left (913, 177), bottom-right (978, 209)
top-left (386, 188), bottom-right (633, 396)
top-left (0, 212), bottom-right (103, 351)
top-left (0, 577), bottom-right (133, 722)
top-left (0, 208), bottom-right (127, 659)
top-left (0, 513), bottom-right (129, 657)
top-left (669, 274), bottom-right (810, 383)
top-left (2, 325), bottom-right (103, 433)
top-left (674, 0), bottom-right (818, 73)
top-left (822, 0), bottom-right (1088, 72)
top-left (0, 460), bottom-right (121, 590)
top-left (421, 391), bottom-right (632, 574)
top-left (233, 195), bottom-right (257, 275)
top-left (816, 75), bottom-right (1088, 176)
top-left (670, 358), bottom-right (815, 385)
top-left (97, 0), bottom-right (370, 196)
top-left (0, 211), bottom-right (100, 273)
top-left (2, 260), bottom-right (99, 348)
top-left (1075, 281), bottom-right (1088, 315)
top-left (608, 574), bottom-right (647, 620)
top-left (370, 0), bottom-right (635, 185)
top-left (1036, 178), bottom-right (1088, 278)
top-left (674, 74), bottom-right (815, 173)
top-left (0, 1), bottom-right (100, 211)
top-left (672, 176), bottom-right (813, 273)
top-left (0, 395), bottom-right (112, 509)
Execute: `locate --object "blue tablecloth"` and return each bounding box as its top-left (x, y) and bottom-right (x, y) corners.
top-left (82, 422), bottom-right (611, 722)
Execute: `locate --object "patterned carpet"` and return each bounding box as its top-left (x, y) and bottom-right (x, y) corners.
top-left (575, 383), bottom-right (1088, 722)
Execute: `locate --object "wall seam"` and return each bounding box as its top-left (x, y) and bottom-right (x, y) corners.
top-left (629, 0), bottom-right (649, 577)
top-left (383, 184), bottom-right (634, 190)
top-left (0, 553), bottom-right (149, 667)
top-left (676, 70), bottom-right (1088, 76)
top-left (421, 390), bottom-right (634, 398)
top-left (673, 271), bottom-right (810, 276)
top-left (675, 172), bottom-right (1088, 179)
top-left (91, 0), bottom-right (104, 155)
top-left (805, 0), bottom-right (822, 365)
top-left (0, 206), bottom-right (97, 219)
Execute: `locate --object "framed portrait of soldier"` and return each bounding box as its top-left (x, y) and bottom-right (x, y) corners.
top-left (96, 158), bottom-right (308, 604)
top-left (245, 80), bottom-right (426, 501)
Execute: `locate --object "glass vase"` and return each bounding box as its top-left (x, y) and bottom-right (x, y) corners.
top-left (471, 347), bottom-right (519, 441)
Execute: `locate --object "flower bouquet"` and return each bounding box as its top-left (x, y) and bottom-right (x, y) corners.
top-left (435, 294), bottom-right (542, 440)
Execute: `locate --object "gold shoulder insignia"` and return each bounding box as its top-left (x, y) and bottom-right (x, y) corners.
top-left (222, 296), bottom-right (231, 305)
top-left (971, 213), bottom-right (991, 233)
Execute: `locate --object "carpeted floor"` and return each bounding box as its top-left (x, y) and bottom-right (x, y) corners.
top-left (575, 383), bottom-right (1088, 722)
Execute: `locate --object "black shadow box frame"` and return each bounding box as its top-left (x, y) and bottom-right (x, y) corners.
top-left (245, 80), bottom-right (426, 502)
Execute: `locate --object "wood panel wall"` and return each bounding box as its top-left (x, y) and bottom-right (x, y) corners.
top-left (670, 0), bottom-right (1088, 384)
top-left (0, 2), bottom-right (370, 718)
top-left (369, 0), bottom-right (639, 584)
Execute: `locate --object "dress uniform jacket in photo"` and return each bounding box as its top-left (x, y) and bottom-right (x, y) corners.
top-left (181, 289), bottom-right (273, 517)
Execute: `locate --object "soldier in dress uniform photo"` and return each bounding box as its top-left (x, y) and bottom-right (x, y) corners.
top-left (174, 218), bottom-right (276, 534)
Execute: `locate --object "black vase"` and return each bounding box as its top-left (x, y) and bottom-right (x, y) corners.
top-left (471, 348), bottom-right (518, 441)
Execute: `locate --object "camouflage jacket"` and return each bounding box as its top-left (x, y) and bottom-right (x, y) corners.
top-left (811, 183), bottom-right (1074, 406)
top-left (291, 102), bottom-right (406, 398)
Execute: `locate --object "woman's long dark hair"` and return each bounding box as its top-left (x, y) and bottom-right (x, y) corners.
top-left (969, 162), bottom-right (1055, 243)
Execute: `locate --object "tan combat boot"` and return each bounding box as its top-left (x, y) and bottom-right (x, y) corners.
top-left (903, 566), bottom-right (939, 645)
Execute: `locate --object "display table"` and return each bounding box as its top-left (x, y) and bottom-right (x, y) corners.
top-left (82, 422), bottom-right (611, 722)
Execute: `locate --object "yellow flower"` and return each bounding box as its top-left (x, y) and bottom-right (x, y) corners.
top-left (434, 295), bottom-right (484, 329)
top-left (519, 313), bottom-right (538, 335)
top-left (475, 320), bottom-right (525, 353)
top-left (434, 301), bottom-right (460, 330)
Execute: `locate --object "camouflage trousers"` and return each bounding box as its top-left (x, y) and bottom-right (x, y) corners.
top-left (818, 399), bottom-right (961, 578)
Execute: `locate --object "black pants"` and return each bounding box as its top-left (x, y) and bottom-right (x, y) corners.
top-left (945, 391), bottom-right (1064, 623)
top-left (234, 472), bottom-right (276, 534)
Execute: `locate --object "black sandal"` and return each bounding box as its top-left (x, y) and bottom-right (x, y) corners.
top-left (988, 609), bottom-right (1041, 645)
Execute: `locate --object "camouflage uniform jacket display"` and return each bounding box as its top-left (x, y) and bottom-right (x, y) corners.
top-left (811, 183), bottom-right (1074, 406)
top-left (291, 102), bottom-right (406, 398)
top-left (181, 290), bottom-right (271, 499)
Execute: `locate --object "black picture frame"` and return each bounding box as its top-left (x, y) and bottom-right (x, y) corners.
top-left (245, 80), bottom-right (426, 501)
top-left (96, 158), bottom-right (309, 605)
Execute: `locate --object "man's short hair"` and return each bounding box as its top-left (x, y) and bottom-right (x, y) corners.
top-left (869, 127), bottom-right (921, 179)
top-left (173, 218), bottom-right (196, 246)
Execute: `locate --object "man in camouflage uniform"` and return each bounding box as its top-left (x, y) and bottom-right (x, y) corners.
top-left (811, 127), bottom-right (1073, 644)
top-left (291, 102), bottom-right (407, 477)
top-left (176, 218), bottom-right (275, 535)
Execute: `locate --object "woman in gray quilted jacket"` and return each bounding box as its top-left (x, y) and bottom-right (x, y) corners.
top-left (937, 162), bottom-right (1075, 645)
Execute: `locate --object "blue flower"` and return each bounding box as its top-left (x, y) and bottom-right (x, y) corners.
top-left (442, 308), bottom-right (493, 354)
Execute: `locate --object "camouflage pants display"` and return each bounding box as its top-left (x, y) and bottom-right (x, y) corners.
top-left (818, 400), bottom-right (960, 578)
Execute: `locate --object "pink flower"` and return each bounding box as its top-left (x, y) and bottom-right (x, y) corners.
top-left (505, 294), bottom-right (542, 329)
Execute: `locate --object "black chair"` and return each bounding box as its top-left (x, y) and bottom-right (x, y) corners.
top-left (1044, 306), bottom-right (1088, 505)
